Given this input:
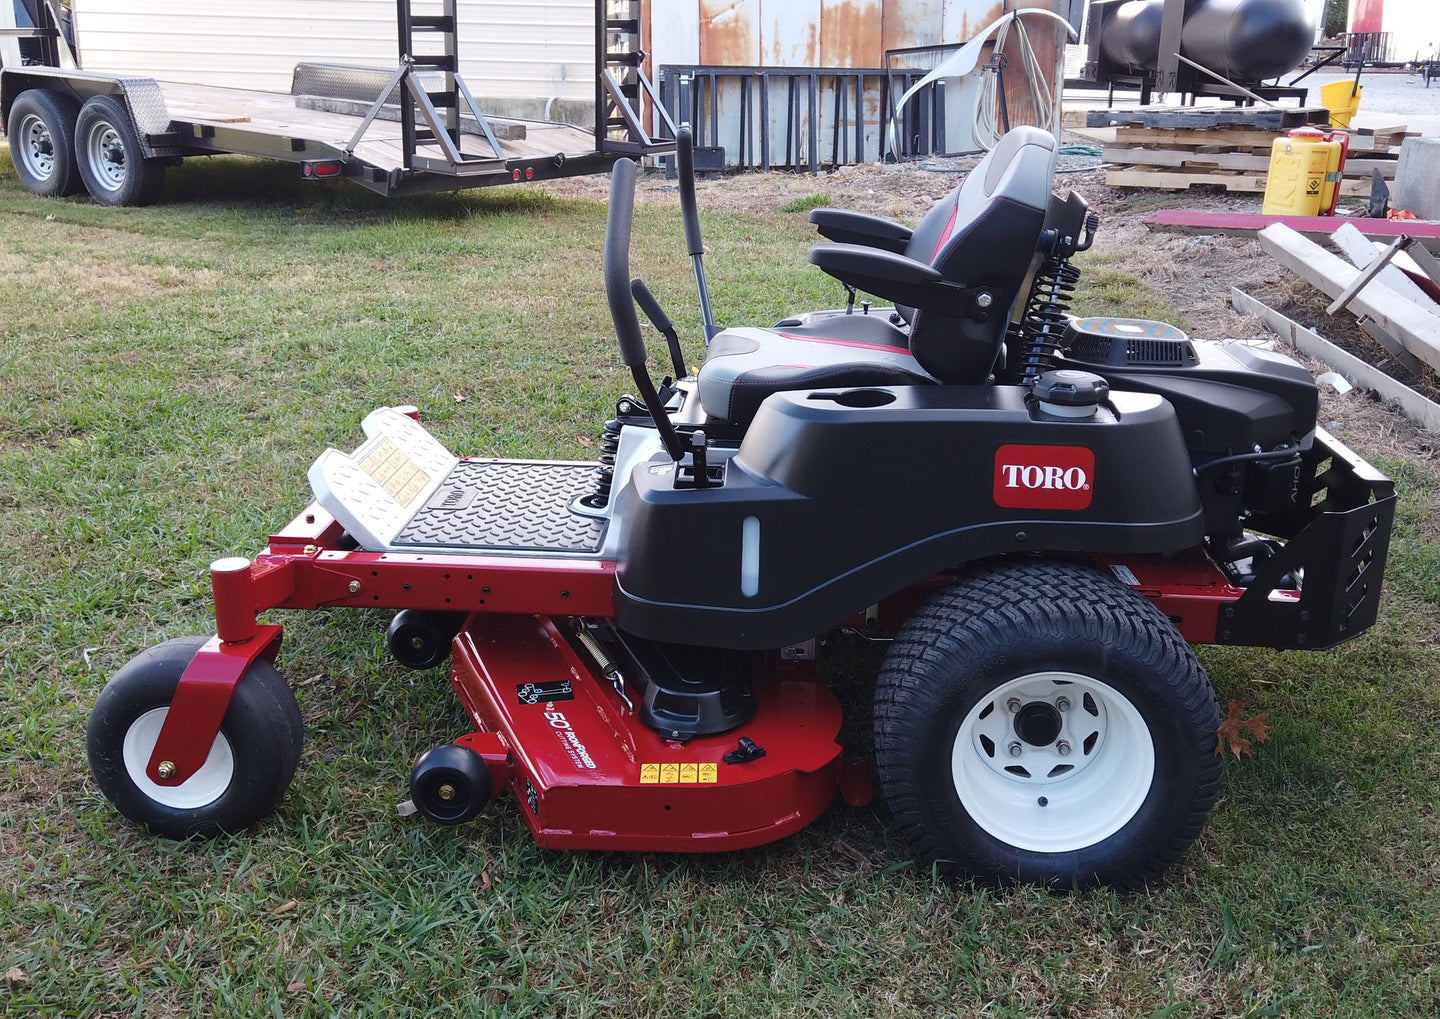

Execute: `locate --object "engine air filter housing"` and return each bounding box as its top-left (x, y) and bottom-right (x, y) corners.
top-left (1063, 316), bottom-right (1199, 369)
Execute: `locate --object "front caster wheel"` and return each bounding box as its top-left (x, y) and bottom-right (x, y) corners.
top-left (874, 559), bottom-right (1223, 889)
top-left (409, 743), bottom-right (491, 825)
top-left (87, 636), bottom-right (303, 839)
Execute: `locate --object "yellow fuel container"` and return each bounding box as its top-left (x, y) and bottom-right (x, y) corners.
top-left (1262, 127), bottom-right (1347, 216)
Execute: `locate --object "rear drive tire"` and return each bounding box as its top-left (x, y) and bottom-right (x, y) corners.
top-left (9, 89), bottom-right (82, 197)
top-left (74, 94), bottom-right (165, 207)
top-left (874, 559), bottom-right (1222, 889)
top-left (87, 636), bottom-right (303, 838)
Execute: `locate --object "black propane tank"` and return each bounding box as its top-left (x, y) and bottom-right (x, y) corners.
top-left (1100, 0), bottom-right (1314, 81)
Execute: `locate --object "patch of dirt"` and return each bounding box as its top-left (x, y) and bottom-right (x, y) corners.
top-left (540, 133), bottom-right (1440, 462)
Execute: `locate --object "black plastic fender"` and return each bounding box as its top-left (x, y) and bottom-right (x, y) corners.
top-left (613, 386), bottom-right (1204, 649)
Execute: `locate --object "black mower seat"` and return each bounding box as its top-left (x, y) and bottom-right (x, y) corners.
top-left (697, 127), bottom-right (1057, 425)
top-left (696, 326), bottom-right (935, 425)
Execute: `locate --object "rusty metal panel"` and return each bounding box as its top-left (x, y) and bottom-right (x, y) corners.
top-left (941, 0), bottom-right (1004, 44)
top-left (763, 0), bottom-right (821, 66)
top-left (700, 0), bottom-right (762, 65)
top-left (882, 0), bottom-right (945, 52)
top-left (819, 0), bottom-right (882, 67)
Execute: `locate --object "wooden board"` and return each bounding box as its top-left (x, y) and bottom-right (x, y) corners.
top-left (1087, 106), bottom-right (1330, 131)
top-left (1105, 168), bottom-right (1373, 196)
top-left (1104, 146), bottom-right (1398, 178)
top-left (1109, 125), bottom-right (1410, 154)
top-left (1144, 209), bottom-right (1440, 254)
top-left (1257, 224), bottom-right (1440, 372)
top-left (1230, 287), bottom-right (1440, 433)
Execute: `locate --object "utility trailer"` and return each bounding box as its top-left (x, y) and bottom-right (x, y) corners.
top-left (1, 0), bottom-right (673, 205)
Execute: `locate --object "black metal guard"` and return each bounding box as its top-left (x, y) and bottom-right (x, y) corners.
top-left (1215, 429), bottom-right (1396, 651)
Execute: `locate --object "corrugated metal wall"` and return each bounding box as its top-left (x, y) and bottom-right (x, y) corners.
top-left (651, 1), bottom-right (1051, 69)
top-left (70, 0), bottom-right (596, 101)
top-left (650, 1), bottom-right (1066, 166)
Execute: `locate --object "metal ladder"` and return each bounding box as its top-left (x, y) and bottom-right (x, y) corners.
top-left (597, 0), bottom-right (676, 154)
top-left (344, 0), bottom-right (504, 175)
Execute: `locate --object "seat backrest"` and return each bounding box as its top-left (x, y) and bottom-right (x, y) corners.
top-left (904, 126), bottom-right (1057, 383)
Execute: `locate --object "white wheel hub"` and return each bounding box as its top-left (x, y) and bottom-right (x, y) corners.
top-left (122, 707), bottom-right (235, 809)
top-left (952, 671), bottom-right (1155, 853)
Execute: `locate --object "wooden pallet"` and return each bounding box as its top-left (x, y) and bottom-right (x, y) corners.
top-left (1086, 106), bottom-right (1331, 131)
top-left (1101, 120), bottom-right (1414, 196)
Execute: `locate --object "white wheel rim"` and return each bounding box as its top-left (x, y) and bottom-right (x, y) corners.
top-left (121, 707), bottom-right (235, 809)
top-left (952, 672), bottom-right (1154, 853)
top-left (85, 121), bottom-right (126, 192)
top-left (19, 114), bottom-right (56, 181)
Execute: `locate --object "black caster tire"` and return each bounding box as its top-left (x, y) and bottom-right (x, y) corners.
top-left (8, 89), bottom-right (82, 198)
top-left (409, 743), bottom-right (491, 826)
top-left (386, 610), bottom-right (465, 670)
top-left (74, 94), bottom-right (165, 207)
top-left (874, 559), bottom-right (1223, 889)
top-left (87, 636), bottom-right (303, 839)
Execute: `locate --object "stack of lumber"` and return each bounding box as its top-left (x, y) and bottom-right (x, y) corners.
top-left (1239, 221), bottom-right (1440, 431)
top-left (1086, 107), bottom-right (1416, 196)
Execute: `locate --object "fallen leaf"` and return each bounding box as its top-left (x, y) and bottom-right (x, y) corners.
top-left (6, 967), bottom-right (28, 986)
top-left (1216, 699), bottom-right (1271, 758)
top-left (287, 980), bottom-right (308, 994)
top-left (453, 393), bottom-right (468, 404)
top-left (479, 869), bottom-right (492, 893)
top-left (272, 899), bottom-right (298, 915)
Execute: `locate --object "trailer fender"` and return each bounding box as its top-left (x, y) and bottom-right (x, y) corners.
top-left (2, 67), bottom-right (173, 156)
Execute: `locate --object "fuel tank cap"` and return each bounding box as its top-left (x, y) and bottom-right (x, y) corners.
top-left (1032, 369), bottom-right (1109, 418)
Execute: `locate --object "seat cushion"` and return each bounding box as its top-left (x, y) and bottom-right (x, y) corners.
top-left (697, 326), bottom-right (935, 425)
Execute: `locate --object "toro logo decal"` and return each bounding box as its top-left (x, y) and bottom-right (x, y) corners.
top-left (993, 445), bottom-right (1094, 511)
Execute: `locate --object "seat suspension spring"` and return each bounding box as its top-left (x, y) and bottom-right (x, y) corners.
top-left (1019, 255), bottom-right (1080, 385)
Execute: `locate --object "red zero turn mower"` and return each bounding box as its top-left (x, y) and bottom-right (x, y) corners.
top-left (87, 128), bottom-right (1395, 888)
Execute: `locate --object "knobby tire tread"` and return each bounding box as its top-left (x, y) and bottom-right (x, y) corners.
top-left (874, 559), bottom-right (1223, 889)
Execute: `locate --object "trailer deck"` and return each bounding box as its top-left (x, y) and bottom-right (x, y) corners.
top-left (156, 78), bottom-right (610, 192)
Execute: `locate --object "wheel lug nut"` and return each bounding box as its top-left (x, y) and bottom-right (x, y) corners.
top-left (157, 761), bottom-right (176, 779)
top-left (438, 784), bottom-right (456, 801)
top-left (1007, 698), bottom-right (1022, 713)
top-left (1056, 697), bottom-right (1071, 712)
top-left (1007, 741), bottom-right (1023, 757)
top-left (1056, 741), bottom-right (1071, 756)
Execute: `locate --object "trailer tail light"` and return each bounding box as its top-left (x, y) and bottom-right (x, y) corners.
top-left (302, 160), bottom-right (343, 179)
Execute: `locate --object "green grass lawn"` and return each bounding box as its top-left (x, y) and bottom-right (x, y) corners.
top-left (2, 151), bottom-right (1439, 1018)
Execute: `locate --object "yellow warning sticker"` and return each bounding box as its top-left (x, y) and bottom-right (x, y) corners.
top-left (639, 762), bottom-right (720, 784)
top-left (359, 439), bottom-right (430, 506)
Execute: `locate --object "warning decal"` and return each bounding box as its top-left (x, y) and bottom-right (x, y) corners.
top-left (639, 762), bottom-right (719, 784)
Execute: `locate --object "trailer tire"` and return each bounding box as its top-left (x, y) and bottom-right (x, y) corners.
top-left (87, 636), bottom-right (303, 839)
top-left (74, 94), bottom-right (165, 207)
top-left (874, 559), bottom-right (1222, 889)
top-left (9, 89), bottom-right (82, 198)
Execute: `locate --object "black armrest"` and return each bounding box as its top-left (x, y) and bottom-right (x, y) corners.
top-left (808, 208), bottom-right (913, 254)
top-left (809, 243), bottom-right (982, 315)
